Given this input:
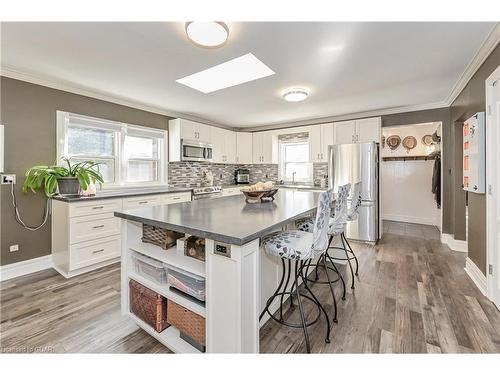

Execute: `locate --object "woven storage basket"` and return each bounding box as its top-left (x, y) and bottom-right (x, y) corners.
top-left (142, 224), bottom-right (184, 250)
top-left (167, 300), bottom-right (206, 347)
top-left (129, 279), bottom-right (169, 333)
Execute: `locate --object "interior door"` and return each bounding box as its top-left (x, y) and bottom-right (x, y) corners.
top-left (487, 74), bottom-right (500, 308)
top-left (334, 120), bottom-right (356, 144)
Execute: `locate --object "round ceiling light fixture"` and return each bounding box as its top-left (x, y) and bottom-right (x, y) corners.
top-left (282, 88), bottom-right (309, 102)
top-left (185, 22), bottom-right (229, 48)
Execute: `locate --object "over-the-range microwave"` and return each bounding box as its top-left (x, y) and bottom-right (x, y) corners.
top-left (181, 139), bottom-right (213, 162)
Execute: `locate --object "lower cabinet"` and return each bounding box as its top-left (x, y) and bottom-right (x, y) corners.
top-left (221, 187), bottom-right (242, 197)
top-left (52, 191), bottom-right (192, 278)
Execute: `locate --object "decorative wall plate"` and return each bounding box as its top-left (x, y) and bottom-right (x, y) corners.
top-left (402, 136), bottom-right (417, 153)
top-left (386, 135), bottom-right (401, 150)
top-left (422, 134), bottom-right (433, 146)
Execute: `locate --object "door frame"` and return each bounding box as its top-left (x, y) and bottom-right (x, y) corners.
top-left (486, 64), bottom-right (500, 307)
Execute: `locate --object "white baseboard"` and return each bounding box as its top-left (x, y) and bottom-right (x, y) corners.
top-left (441, 233), bottom-right (468, 253)
top-left (0, 255), bottom-right (53, 282)
top-left (464, 257), bottom-right (487, 296)
top-left (382, 214), bottom-right (440, 227)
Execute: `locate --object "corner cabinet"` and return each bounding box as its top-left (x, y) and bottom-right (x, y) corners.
top-left (51, 191), bottom-right (191, 278)
top-left (333, 117), bottom-right (381, 144)
top-left (236, 132), bottom-right (253, 164)
top-left (309, 123), bottom-right (334, 162)
top-left (252, 131), bottom-right (278, 164)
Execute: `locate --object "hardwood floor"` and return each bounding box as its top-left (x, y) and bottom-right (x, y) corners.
top-left (1, 221), bottom-right (499, 353)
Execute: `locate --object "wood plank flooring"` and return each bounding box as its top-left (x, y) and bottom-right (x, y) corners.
top-left (1, 221), bottom-right (499, 353)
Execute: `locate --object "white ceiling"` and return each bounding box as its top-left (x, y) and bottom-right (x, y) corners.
top-left (0, 22), bottom-right (496, 128)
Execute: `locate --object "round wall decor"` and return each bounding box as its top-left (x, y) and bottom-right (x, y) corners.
top-left (386, 135), bottom-right (401, 150)
top-left (422, 134), bottom-right (434, 146)
top-left (402, 136), bottom-right (417, 153)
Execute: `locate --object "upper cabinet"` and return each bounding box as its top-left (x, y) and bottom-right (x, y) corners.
top-left (236, 132), bottom-right (253, 164)
top-left (253, 131), bottom-right (278, 164)
top-left (208, 126), bottom-right (236, 164)
top-left (333, 117), bottom-right (381, 144)
top-left (177, 119), bottom-right (211, 142)
top-left (309, 123), bottom-right (334, 163)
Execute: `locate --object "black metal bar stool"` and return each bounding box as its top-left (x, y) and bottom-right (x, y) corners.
top-left (260, 190), bottom-right (333, 353)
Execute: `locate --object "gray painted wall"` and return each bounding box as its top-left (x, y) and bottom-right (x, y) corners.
top-left (449, 43), bottom-right (500, 275)
top-left (0, 77), bottom-right (171, 266)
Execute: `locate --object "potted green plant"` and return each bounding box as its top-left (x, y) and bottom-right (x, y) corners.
top-left (22, 158), bottom-right (104, 197)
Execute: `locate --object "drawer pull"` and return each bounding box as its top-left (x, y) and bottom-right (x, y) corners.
top-left (138, 201), bottom-right (148, 204)
top-left (92, 249), bottom-right (105, 254)
top-left (173, 197), bottom-right (181, 200)
top-left (92, 206), bottom-right (104, 210)
top-left (93, 225), bottom-right (105, 229)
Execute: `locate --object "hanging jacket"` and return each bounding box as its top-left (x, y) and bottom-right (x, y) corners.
top-left (432, 155), bottom-right (441, 208)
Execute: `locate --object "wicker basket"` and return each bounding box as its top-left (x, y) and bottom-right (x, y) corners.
top-left (183, 236), bottom-right (206, 262)
top-left (142, 224), bottom-right (184, 250)
top-left (167, 300), bottom-right (206, 349)
top-left (129, 279), bottom-right (169, 333)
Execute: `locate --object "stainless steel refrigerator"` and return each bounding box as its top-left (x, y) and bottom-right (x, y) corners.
top-left (328, 142), bottom-right (379, 242)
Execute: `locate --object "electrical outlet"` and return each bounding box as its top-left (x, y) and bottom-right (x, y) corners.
top-left (1, 174), bottom-right (16, 184)
top-left (9, 244), bottom-right (19, 253)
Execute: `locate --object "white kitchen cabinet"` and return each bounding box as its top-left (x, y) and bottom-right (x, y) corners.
top-left (169, 118), bottom-right (212, 161)
top-left (356, 117), bottom-right (381, 143)
top-left (236, 132), bottom-right (253, 164)
top-left (52, 191), bottom-right (191, 278)
top-left (309, 123), bottom-right (334, 162)
top-left (212, 127), bottom-right (236, 164)
top-left (253, 131), bottom-right (277, 164)
top-left (333, 117), bottom-right (381, 144)
top-left (221, 186), bottom-right (242, 197)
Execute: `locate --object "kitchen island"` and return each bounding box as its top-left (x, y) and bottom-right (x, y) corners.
top-left (114, 190), bottom-right (322, 353)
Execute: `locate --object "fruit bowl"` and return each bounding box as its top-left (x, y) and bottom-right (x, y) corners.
top-left (240, 188), bottom-right (279, 203)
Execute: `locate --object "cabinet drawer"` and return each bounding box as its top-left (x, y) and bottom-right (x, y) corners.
top-left (70, 213), bottom-right (120, 244)
top-left (69, 199), bottom-right (122, 218)
top-left (162, 192), bottom-right (191, 204)
top-left (69, 236), bottom-right (120, 271)
top-left (122, 195), bottom-right (162, 209)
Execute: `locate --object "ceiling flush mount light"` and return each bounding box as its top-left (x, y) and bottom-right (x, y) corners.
top-left (185, 22), bottom-right (229, 48)
top-left (176, 53), bottom-right (275, 93)
top-left (282, 88), bottom-right (309, 102)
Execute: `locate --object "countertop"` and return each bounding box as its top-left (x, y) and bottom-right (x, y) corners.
top-left (114, 190), bottom-right (322, 246)
top-left (51, 187), bottom-right (193, 202)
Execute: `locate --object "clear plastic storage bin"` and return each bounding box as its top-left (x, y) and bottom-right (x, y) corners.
top-left (166, 266), bottom-right (206, 301)
top-left (131, 251), bottom-right (168, 284)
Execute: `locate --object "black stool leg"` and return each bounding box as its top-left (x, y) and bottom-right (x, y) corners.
top-left (322, 255), bottom-right (339, 323)
top-left (298, 262), bottom-right (331, 343)
top-left (294, 261), bottom-right (311, 352)
top-left (282, 259), bottom-right (293, 311)
top-left (325, 250), bottom-right (346, 300)
top-left (342, 232), bottom-right (359, 276)
top-left (260, 258), bottom-right (286, 322)
top-left (341, 233), bottom-right (356, 289)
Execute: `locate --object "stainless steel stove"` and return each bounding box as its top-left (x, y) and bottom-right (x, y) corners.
top-left (192, 186), bottom-right (222, 200)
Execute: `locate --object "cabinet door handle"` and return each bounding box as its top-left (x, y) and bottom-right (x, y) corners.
top-left (92, 225), bottom-right (105, 229)
top-left (92, 206), bottom-right (104, 210)
top-left (93, 249), bottom-right (105, 254)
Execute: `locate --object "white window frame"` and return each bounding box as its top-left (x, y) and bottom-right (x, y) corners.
top-left (279, 139), bottom-right (313, 184)
top-left (56, 111), bottom-right (168, 190)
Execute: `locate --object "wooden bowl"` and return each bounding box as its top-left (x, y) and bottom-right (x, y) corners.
top-left (240, 188), bottom-right (279, 203)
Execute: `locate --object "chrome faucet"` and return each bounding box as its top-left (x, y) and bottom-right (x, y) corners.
top-left (292, 172), bottom-right (296, 185)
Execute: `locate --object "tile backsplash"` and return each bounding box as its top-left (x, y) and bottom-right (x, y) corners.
top-left (168, 162), bottom-right (278, 188)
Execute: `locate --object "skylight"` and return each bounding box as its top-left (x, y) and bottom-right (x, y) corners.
top-left (176, 53), bottom-right (275, 93)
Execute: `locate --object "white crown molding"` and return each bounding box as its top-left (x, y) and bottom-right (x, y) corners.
top-left (0, 255), bottom-right (53, 281)
top-left (445, 22), bottom-right (500, 106)
top-left (441, 233), bottom-right (468, 253)
top-left (464, 257), bottom-right (487, 296)
top-left (0, 66), bottom-right (230, 129)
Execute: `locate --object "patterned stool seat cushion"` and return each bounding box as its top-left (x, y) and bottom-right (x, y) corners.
top-left (262, 230), bottom-right (315, 260)
top-left (297, 217), bottom-right (346, 236)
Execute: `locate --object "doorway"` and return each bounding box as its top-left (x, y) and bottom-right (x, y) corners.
top-left (486, 65), bottom-right (500, 309)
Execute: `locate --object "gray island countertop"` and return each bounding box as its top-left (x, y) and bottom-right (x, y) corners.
top-left (114, 190), bottom-right (322, 245)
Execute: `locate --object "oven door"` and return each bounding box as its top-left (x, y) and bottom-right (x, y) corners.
top-left (181, 140), bottom-right (213, 162)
